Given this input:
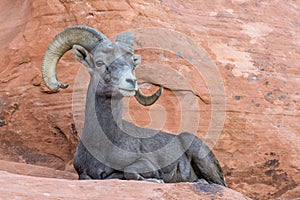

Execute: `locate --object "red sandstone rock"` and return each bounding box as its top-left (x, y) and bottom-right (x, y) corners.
top-left (0, 170), bottom-right (251, 200)
top-left (0, 160), bottom-right (77, 180)
top-left (0, 0), bottom-right (299, 199)
top-left (0, 160), bottom-right (250, 200)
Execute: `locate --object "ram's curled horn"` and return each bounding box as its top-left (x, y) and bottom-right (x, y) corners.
top-left (42, 26), bottom-right (109, 91)
top-left (134, 87), bottom-right (163, 106)
top-left (116, 32), bottom-right (134, 54)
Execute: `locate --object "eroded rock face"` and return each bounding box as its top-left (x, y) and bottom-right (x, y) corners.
top-left (0, 0), bottom-right (299, 199)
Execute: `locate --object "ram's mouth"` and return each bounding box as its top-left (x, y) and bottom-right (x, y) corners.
top-left (119, 88), bottom-right (136, 97)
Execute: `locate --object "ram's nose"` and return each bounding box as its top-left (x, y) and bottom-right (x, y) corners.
top-left (120, 71), bottom-right (138, 91)
top-left (126, 78), bottom-right (137, 89)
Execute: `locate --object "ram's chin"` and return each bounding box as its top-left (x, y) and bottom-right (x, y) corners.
top-left (119, 88), bottom-right (136, 97)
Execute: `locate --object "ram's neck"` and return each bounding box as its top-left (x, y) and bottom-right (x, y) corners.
top-left (82, 76), bottom-right (123, 139)
top-left (80, 78), bottom-right (133, 165)
top-left (95, 95), bottom-right (123, 128)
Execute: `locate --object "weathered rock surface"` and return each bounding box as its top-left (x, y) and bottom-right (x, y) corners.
top-left (0, 171), bottom-right (249, 200)
top-left (0, 160), bottom-right (77, 180)
top-left (0, 160), bottom-right (250, 200)
top-left (0, 0), bottom-right (299, 199)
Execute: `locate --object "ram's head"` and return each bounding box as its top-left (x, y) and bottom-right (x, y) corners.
top-left (42, 26), bottom-right (162, 106)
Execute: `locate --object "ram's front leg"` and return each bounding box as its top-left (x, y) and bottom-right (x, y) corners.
top-left (124, 172), bottom-right (164, 183)
top-left (123, 158), bottom-right (164, 183)
top-left (104, 171), bottom-right (125, 180)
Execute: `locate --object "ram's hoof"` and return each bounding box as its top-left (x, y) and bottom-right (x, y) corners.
top-left (143, 178), bottom-right (164, 183)
top-left (197, 178), bottom-right (209, 184)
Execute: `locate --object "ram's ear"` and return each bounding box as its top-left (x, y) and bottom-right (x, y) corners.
top-left (72, 45), bottom-right (94, 68)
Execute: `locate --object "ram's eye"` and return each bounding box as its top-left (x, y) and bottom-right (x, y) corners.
top-left (96, 61), bottom-right (105, 67)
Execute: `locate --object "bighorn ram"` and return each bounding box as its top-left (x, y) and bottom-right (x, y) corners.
top-left (42, 26), bottom-right (227, 186)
